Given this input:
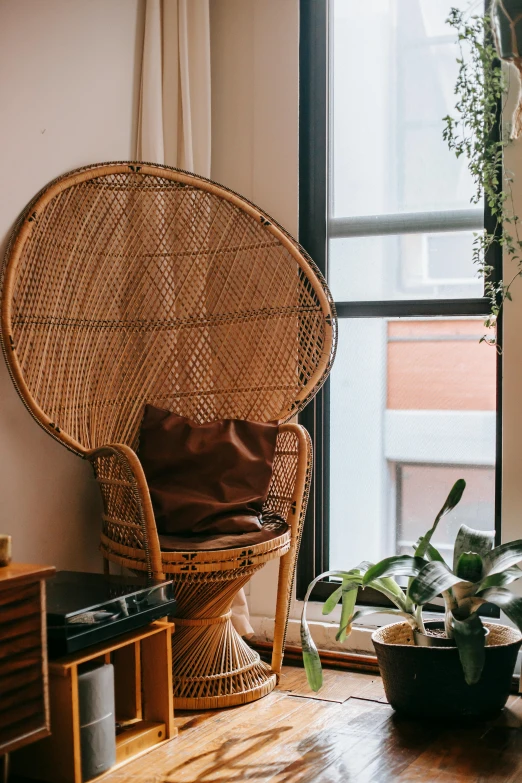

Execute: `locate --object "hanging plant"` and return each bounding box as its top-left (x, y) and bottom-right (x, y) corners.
top-left (443, 8), bottom-right (522, 341)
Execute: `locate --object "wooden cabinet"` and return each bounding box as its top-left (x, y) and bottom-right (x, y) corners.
top-left (14, 620), bottom-right (176, 783)
top-left (0, 563), bottom-right (55, 755)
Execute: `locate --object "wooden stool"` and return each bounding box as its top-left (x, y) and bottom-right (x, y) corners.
top-left (164, 532), bottom-right (292, 709)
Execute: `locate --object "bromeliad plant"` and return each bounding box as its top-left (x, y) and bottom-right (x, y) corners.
top-left (301, 479), bottom-right (522, 690)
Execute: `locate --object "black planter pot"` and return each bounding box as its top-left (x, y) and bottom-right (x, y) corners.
top-left (372, 621), bottom-right (522, 719)
top-left (413, 620), bottom-right (490, 648)
top-left (413, 620), bottom-right (456, 648)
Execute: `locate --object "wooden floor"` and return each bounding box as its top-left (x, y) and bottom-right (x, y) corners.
top-left (99, 665), bottom-right (522, 783)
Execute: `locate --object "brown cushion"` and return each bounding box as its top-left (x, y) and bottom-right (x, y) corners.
top-left (138, 405), bottom-right (279, 536)
top-left (158, 516), bottom-right (289, 551)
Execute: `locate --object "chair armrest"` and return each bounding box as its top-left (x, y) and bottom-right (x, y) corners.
top-left (277, 423), bottom-right (312, 537)
top-left (270, 423), bottom-right (313, 674)
top-left (86, 443), bottom-right (164, 580)
top-left (265, 423), bottom-right (313, 537)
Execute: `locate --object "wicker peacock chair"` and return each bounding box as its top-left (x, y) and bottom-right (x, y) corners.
top-left (1, 162), bottom-right (336, 709)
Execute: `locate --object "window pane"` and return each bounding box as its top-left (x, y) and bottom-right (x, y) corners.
top-left (329, 231), bottom-right (483, 301)
top-left (328, 318), bottom-right (496, 571)
top-left (397, 465), bottom-right (495, 562)
top-left (331, 0), bottom-right (481, 218)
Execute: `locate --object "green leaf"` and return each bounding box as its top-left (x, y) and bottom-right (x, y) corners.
top-left (443, 478), bottom-right (467, 513)
top-left (425, 542), bottom-right (446, 564)
top-left (337, 584), bottom-right (357, 643)
top-left (451, 612), bottom-right (486, 685)
top-left (319, 564), bottom-right (411, 620)
top-left (455, 552), bottom-right (483, 582)
top-left (337, 606), bottom-right (414, 638)
top-left (483, 540), bottom-right (522, 576)
top-left (423, 544), bottom-right (456, 618)
top-left (476, 565), bottom-right (522, 592)
top-left (372, 577), bottom-right (409, 611)
top-left (322, 572), bottom-right (367, 614)
top-left (300, 569), bottom-right (358, 691)
top-left (322, 583), bottom-right (343, 616)
top-left (300, 615), bottom-right (322, 692)
top-left (362, 556), bottom-right (426, 586)
top-left (408, 561), bottom-right (464, 605)
top-left (415, 480), bottom-right (466, 560)
top-left (354, 560), bottom-right (375, 574)
top-left (332, 578), bottom-right (417, 643)
top-left (479, 587), bottom-right (522, 631)
top-left (453, 525), bottom-right (494, 572)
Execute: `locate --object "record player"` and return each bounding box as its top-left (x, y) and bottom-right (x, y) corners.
top-left (46, 571), bottom-right (177, 657)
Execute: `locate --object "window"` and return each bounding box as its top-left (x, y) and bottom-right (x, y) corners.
top-left (298, 0), bottom-right (501, 602)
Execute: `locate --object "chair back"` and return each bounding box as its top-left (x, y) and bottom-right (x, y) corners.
top-left (1, 163), bottom-right (336, 453)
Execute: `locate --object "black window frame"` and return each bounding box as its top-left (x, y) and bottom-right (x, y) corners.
top-left (297, 0), bottom-right (503, 608)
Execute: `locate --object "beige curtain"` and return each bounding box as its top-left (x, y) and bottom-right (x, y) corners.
top-left (137, 0), bottom-right (211, 177)
top-left (136, 0), bottom-right (253, 637)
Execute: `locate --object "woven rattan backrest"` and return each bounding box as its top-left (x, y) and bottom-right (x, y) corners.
top-left (1, 163), bottom-right (336, 454)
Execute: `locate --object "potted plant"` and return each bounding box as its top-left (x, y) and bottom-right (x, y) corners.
top-left (300, 480), bottom-right (522, 718)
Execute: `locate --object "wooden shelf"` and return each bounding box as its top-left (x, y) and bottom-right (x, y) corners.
top-left (116, 720), bottom-right (166, 763)
top-left (13, 621), bottom-right (176, 783)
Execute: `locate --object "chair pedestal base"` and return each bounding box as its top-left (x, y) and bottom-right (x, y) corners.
top-left (172, 610), bottom-right (277, 710)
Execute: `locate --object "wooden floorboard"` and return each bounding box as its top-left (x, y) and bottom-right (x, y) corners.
top-left (277, 664), bottom-right (387, 703)
top-left (16, 667), bottom-right (522, 783)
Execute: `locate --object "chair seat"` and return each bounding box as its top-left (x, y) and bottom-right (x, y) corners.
top-left (158, 519), bottom-right (289, 552)
top-left (100, 522), bottom-right (291, 573)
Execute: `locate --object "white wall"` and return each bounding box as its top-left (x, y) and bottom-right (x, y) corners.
top-left (210, 0), bottom-right (299, 235)
top-left (0, 0), bottom-right (145, 570)
top-left (501, 85), bottom-right (522, 550)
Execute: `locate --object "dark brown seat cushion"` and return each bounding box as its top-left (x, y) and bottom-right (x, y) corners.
top-left (158, 516), bottom-right (289, 552)
top-left (138, 405), bottom-right (280, 538)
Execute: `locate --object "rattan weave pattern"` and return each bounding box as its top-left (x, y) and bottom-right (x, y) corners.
top-left (0, 162), bottom-right (336, 709)
top-left (2, 163), bottom-right (335, 453)
top-left (374, 621), bottom-right (522, 648)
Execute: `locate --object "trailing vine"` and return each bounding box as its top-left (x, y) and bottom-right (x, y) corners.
top-left (443, 9), bottom-right (519, 341)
